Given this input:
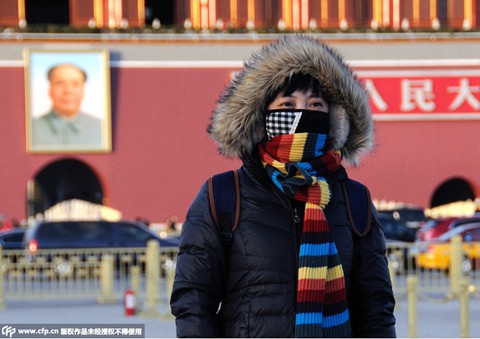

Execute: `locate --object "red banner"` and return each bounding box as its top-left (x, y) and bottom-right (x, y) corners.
top-left (354, 61), bottom-right (480, 120)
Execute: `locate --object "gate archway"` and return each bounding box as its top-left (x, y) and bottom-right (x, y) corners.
top-left (430, 177), bottom-right (476, 208)
top-left (28, 158), bottom-right (105, 217)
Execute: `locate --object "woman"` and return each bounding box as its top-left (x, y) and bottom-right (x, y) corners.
top-left (170, 34), bottom-right (396, 338)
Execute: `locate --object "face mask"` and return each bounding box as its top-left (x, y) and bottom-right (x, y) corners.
top-left (265, 109), bottom-right (330, 140)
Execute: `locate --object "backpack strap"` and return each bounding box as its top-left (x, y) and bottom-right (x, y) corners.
top-left (208, 169), bottom-right (240, 247)
top-left (340, 179), bottom-right (372, 237)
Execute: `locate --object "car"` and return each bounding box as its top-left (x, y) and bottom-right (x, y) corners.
top-left (378, 212), bottom-right (419, 242)
top-left (1, 228), bottom-right (27, 274)
top-left (383, 207), bottom-right (427, 227)
top-left (413, 222), bottom-right (480, 273)
top-left (416, 216), bottom-right (480, 241)
top-left (25, 219), bottom-right (179, 256)
top-left (378, 211), bottom-right (422, 273)
top-left (0, 228), bottom-right (26, 250)
top-left (378, 208), bottom-right (427, 273)
top-left (22, 220), bottom-right (180, 278)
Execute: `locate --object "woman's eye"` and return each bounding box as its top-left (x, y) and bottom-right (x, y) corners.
top-left (279, 101), bottom-right (293, 107)
top-left (309, 100), bottom-right (328, 111)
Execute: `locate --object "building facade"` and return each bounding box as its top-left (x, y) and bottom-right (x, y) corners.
top-left (0, 37), bottom-right (479, 224)
top-left (0, 0), bottom-right (478, 31)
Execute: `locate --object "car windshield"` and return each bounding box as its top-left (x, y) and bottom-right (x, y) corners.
top-left (37, 221), bottom-right (112, 246)
top-left (3, 232), bottom-right (24, 243)
top-left (116, 222), bottom-right (153, 245)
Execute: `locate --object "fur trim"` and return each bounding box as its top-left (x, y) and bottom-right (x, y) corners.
top-left (207, 34), bottom-right (375, 166)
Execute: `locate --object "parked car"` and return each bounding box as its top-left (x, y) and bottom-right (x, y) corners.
top-left (378, 212), bottom-right (419, 242)
top-left (416, 216), bottom-right (480, 241)
top-left (0, 228), bottom-right (26, 250)
top-left (23, 220), bottom-right (180, 278)
top-left (25, 220), bottom-right (179, 256)
top-left (1, 228), bottom-right (27, 274)
top-left (379, 207), bottom-right (427, 273)
top-left (384, 207), bottom-right (427, 227)
top-left (413, 222), bottom-right (480, 273)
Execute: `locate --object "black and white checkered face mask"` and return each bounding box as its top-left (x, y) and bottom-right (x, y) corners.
top-left (265, 109), bottom-right (330, 140)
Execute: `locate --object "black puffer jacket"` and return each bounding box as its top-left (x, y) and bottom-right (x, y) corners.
top-left (170, 160), bottom-right (396, 337)
top-left (171, 35), bottom-right (396, 337)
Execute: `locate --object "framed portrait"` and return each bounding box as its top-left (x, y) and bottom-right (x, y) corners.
top-left (24, 49), bottom-right (112, 153)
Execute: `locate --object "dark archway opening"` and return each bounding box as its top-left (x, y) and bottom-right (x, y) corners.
top-left (25, 0), bottom-right (69, 25)
top-left (430, 177), bottom-right (475, 208)
top-left (145, 0), bottom-right (175, 25)
top-left (29, 158), bottom-right (104, 216)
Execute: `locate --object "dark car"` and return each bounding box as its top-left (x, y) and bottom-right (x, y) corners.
top-left (1, 228), bottom-right (27, 274)
top-left (0, 228), bottom-right (26, 250)
top-left (25, 219), bottom-right (179, 256)
top-left (378, 208), bottom-right (427, 272)
top-left (378, 212), bottom-right (419, 242)
top-left (416, 216), bottom-right (480, 241)
top-left (379, 212), bottom-right (420, 273)
top-left (22, 220), bottom-right (180, 277)
top-left (378, 207), bottom-right (427, 241)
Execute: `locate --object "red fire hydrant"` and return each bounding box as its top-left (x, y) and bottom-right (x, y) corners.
top-left (124, 288), bottom-right (136, 316)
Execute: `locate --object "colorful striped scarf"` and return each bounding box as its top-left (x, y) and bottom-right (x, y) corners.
top-left (258, 132), bottom-right (351, 338)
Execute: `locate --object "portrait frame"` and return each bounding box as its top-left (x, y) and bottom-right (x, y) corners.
top-left (24, 49), bottom-right (112, 153)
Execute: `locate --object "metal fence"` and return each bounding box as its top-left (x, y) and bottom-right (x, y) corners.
top-left (2, 239), bottom-right (479, 299)
top-left (386, 237), bottom-right (480, 337)
top-left (0, 241), bottom-right (178, 317)
top-left (1, 237), bottom-right (479, 334)
top-left (386, 238), bottom-right (480, 293)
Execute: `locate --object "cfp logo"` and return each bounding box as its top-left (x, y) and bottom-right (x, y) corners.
top-left (1, 326), bottom-right (16, 338)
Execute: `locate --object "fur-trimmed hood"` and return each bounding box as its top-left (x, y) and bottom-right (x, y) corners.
top-left (207, 34), bottom-right (375, 166)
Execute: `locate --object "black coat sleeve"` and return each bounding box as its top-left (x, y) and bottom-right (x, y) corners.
top-left (170, 183), bottom-right (227, 338)
top-left (349, 205), bottom-right (397, 338)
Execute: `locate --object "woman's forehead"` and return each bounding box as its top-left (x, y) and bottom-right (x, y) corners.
top-left (276, 89), bottom-right (325, 98)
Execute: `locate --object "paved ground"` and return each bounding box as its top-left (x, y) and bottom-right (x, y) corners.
top-left (1, 295), bottom-right (479, 338)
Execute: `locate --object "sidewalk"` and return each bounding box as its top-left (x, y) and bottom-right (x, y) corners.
top-left (1, 300), bottom-right (176, 338)
top-left (1, 296), bottom-right (480, 338)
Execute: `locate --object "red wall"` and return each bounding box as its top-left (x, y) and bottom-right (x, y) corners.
top-left (0, 65), bottom-right (240, 223)
top-left (1, 63), bottom-right (479, 223)
top-left (349, 119), bottom-right (480, 207)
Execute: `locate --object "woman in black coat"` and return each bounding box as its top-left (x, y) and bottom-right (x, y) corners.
top-left (171, 34), bottom-right (396, 338)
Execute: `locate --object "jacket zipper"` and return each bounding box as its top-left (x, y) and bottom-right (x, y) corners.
top-left (243, 164), bottom-right (302, 272)
top-left (292, 205), bottom-right (301, 293)
top-left (293, 206), bottom-right (301, 247)
top-left (292, 205), bottom-right (302, 264)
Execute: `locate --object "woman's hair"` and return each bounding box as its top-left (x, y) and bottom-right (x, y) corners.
top-left (264, 73), bottom-right (325, 109)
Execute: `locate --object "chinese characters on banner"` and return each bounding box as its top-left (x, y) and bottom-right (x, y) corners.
top-left (354, 62), bottom-right (480, 121)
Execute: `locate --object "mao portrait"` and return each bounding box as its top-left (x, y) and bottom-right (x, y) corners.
top-left (25, 50), bottom-right (112, 153)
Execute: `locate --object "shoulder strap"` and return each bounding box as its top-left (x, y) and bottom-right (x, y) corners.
top-left (340, 179), bottom-right (372, 237)
top-left (207, 169), bottom-right (240, 247)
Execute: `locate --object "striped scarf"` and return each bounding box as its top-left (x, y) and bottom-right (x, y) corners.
top-left (258, 132), bottom-right (351, 338)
